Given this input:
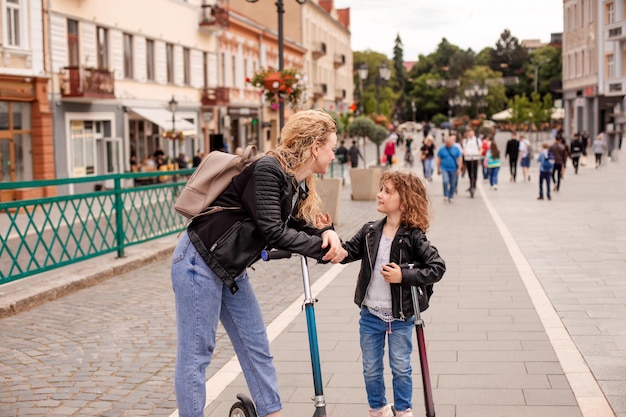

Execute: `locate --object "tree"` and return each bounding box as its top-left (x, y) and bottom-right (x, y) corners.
top-left (352, 51), bottom-right (397, 118)
top-left (460, 66), bottom-right (507, 118)
top-left (527, 46), bottom-right (562, 97)
top-left (490, 29), bottom-right (529, 96)
top-left (393, 34), bottom-right (407, 122)
top-left (371, 125), bottom-right (389, 165)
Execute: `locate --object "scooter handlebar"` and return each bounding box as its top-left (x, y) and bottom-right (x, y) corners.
top-left (261, 249), bottom-right (293, 261)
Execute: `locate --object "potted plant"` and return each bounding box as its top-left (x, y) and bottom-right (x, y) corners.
top-left (247, 67), bottom-right (307, 110)
top-left (347, 116), bottom-right (382, 201)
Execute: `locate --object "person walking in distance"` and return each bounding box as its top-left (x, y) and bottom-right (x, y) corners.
top-left (437, 134), bottom-right (463, 203)
top-left (537, 142), bottom-right (555, 200)
top-left (519, 134), bottom-right (532, 181)
top-left (348, 139), bottom-right (365, 168)
top-left (549, 136), bottom-right (567, 192)
top-left (171, 109), bottom-right (347, 417)
top-left (420, 135), bottom-right (436, 182)
top-left (339, 171), bottom-right (446, 417)
top-left (384, 135), bottom-right (397, 169)
top-left (581, 130), bottom-right (590, 166)
top-left (505, 131), bottom-right (520, 182)
top-left (570, 133), bottom-right (584, 174)
top-left (592, 134), bottom-right (607, 168)
top-left (461, 128), bottom-right (482, 198)
top-left (480, 134), bottom-right (492, 181)
top-left (486, 141), bottom-right (502, 190)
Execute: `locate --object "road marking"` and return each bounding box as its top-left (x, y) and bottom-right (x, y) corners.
top-left (477, 183), bottom-right (616, 417)
top-left (167, 262), bottom-right (347, 417)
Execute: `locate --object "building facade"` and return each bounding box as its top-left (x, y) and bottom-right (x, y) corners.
top-left (563, 0), bottom-right (623, 153)
top-left (1, 0), bottom-right (53, 199)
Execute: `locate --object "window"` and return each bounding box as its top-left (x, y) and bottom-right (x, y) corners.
top-left (97, 27), bottom-right (109, 69)
top-left (221, 52), bottom-right (226, 86)
top-left (203, 52), bottom-right (208, 88)
top-left (607, 54), bottom-right (615, 78)
top-left (5, 0), bottom-right (22, 47)
top-left (0, 101), bottom-right (32, 182)
top-left (183, 47), bottom-right (190, 85)
top-left (123, 33), bottom-right (133, 78)
top-left (70, 120), bottom-right (108, 176)
top-left (67, 19), bottom-right (79, 67)
top-left (166, 43), bottom-right (174, 83)
top-left (146, 39), bottom-right (155, 81)
top-left (607, 2), bottom-right (615, 24)
top-left (231, 55), bottom-right (236, 87)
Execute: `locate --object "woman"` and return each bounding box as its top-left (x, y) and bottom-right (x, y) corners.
top-left (171, 109), bottom-right (347, 417)
top-left (486, 140), bottom-right (501, 190)
top-left (420, 135), bottom-right (436, 181)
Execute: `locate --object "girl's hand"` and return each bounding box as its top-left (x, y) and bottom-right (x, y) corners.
top-left (381, 262), bottom-right (402, 284)
top-left (321, 230), bottom-right (347, 263)
top-left (316, 212), bottom-right (333, 229)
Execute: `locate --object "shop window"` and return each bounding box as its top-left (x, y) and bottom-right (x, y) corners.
top-left (0, 101), bottom-right (32, 182)
top-left (70, 120), bottom-right (108, 177)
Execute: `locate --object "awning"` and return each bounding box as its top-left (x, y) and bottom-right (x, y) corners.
top-left (128, 107), bottom-right (196, 133)
top-left (491, 108), bottom-right (512, 121)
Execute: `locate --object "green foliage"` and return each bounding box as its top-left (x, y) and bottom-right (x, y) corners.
top-left (324, 110), bottom-right (343, 135)
top-left (352, 51), bottom-right (397, 118)
top-left (527, 46), bottom-right (562, 96)
top-left (432, 113), bottom-right (449, 127)
top-left (348, 116), bottom-right (376, 139)
top-left (509, 94), bottom-right (530, 124)
top-left (372, 125), bottom-right (389, 146)
top-left (461, 66), bottom-right (508, 117)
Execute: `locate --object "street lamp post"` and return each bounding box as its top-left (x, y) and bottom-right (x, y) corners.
top-left (411, 100), bottom-right (416, 122)
top-left (357, 63), bottom-right (368, 116)
top-left (169, 95), bottom-right (178, 160)
top-left (375, 61), bottom-right (391, 115)
top-left (463, 83), bottom-right (488, 119)
top-left (533, 59), bottom-right (549, 93)
top-left (246, 0), bottom-right (307, 134)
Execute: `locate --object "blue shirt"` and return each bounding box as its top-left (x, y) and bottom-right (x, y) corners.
top-left (437, 145), bottom-right (462, 172)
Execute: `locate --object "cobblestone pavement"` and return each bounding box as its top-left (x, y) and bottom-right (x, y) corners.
top-left (1, 131), bottom-right (625, 417)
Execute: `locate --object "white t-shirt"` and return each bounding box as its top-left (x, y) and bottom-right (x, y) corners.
top-left (363, 235), bottom-right (394, 322)
top-left (463, 136), bottom-right (482, 160)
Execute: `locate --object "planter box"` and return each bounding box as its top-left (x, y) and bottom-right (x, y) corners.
top-left (317, 178), bottom-right (342, 225)
top-left (349, 167), bottom-right (382, 201)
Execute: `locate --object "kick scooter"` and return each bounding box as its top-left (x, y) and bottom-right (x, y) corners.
top-left (411, 285), bottom-right (435, 417)
top-left (229, 249), bottom-right (327, 417)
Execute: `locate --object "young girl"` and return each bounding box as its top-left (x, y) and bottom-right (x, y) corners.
top-left (341, 172), bottom-right (446, 417)
top-left (486, 141), bottom-right (501, 190)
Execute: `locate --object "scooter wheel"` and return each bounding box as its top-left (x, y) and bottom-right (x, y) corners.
top-left (229, 401), bottom-right (252, 417)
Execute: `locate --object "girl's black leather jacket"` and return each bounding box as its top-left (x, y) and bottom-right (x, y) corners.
top-left (342, 219), bottom-right (446, 319)
top-left (187, 156), bottom-right (330, 294)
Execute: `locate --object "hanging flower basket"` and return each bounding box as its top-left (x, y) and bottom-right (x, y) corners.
top-left (247, 67), bottom-right (307, 110)
top-left (164, 130), bottom-right (184, 141)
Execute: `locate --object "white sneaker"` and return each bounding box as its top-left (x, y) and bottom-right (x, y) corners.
top-left (369, 403), bottom-right (395, 417)
top-left (395, 409), bottom-right (414, 417)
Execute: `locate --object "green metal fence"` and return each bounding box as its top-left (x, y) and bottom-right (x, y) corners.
top-left (0, 170), bottom-right (193, 285)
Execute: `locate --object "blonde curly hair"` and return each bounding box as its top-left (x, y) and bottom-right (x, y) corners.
top-left (267, 109), bottom-right (337, 225)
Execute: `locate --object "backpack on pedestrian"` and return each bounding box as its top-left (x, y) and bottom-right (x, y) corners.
top-left (526, 140), bottom-right (534, 160)
top-left (540, 150), bottom-right (554, 172)
top-left (174, 145), bottom-right (260, 219)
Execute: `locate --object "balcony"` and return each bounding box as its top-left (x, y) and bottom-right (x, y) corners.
top-left (311, 42), bottom-right (327, 59)
top-left (199, 4), bottom-right (229, 33)
top-left (313, 83), bottom-right (327, 99)
top-left (334, 88), bottom-right (346, 101)
top-left (60, 66), bottom-right (115, 98)
top-left (333, 53), bottom-right (346, 68)
top-left (201, 87), bottom-right (229, 106)
top-left (607, 21), bottom-right (626, 41)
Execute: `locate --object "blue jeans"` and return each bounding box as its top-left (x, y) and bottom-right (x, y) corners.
top-left (441, 170), bottom-right (458, 199)
top-left (423, 158), bottom-right (434, 179)
top-left (171, 232), bottom-right (281, 417)
top-left (488, 166), bottom-right (500, 186)
top-left (539, 171), bottom-right (551, 199)
top-left (359, 308), bottom-right (415, 412)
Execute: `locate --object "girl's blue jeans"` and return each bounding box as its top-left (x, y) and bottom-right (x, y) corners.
top-left (359, 307), bottom-right (415, 412)
top-left (171, 232), bottom-right (281, 417)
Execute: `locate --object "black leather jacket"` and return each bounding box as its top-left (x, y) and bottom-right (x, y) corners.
top-left (342, 219), bottom-right (446, 318)
top-left (187, 156), bottom-right (329, 294)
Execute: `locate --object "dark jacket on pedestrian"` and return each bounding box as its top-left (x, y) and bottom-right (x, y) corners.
top-left (187, 156), bottom-right (331, 293)
top-left (505, 138), bottom-right (520, 160)
top-left (348, 144), bottom-right (363, 168)
top-left (570, 138), bottom-right (584, 158)
top-left (341, 219), bottom-right (446, 317)
top-left (549, 141), bottom-right (567, 165)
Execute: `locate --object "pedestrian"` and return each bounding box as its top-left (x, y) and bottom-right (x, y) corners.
top-left (176, 153), bottom-right (188, 169)
top-left (480, 134), bottom-right (492, 181)
top-left (420, 135), bottom-right (436, 182)
top-left (335, 139), bottom-right (349, 181)
top-left (581, 130), bottom-right (590, 166)
top-left (549, 137), bottom-right (567, 192)
top-left (537, 142), bottom-right (555, 201)
top-left (592, 134), bottom-right (607, 168)
top-left (505, 131), bottom-right (519, 182)
top-left (348, 139), bottom-right (364, 168)
top-left (170, 109), bottom-right (348, 417)
top-left (437, 134), bottom-right (463, 203)
top-left (461, 128), bottom-right (482, 198)
top-left (519, 134), bottom-right (532, 181)
top-left (486, 141), bottom-right (501, 190)
top-left (403, 133), bottom-right (414, 168)
top-left (192, 150), bottom-right (203, 168)
top-left (384, 135), bottom-right (396, 168)
top-left (339, 171), bottom-right (446, 417)
top-left (570, 133), bottom-right (584, 174)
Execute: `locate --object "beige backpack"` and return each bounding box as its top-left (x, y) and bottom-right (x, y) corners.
top-left (174, 145), bottom-right (260, 219)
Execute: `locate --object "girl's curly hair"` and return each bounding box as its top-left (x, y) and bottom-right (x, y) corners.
top-left (380, 171), bottom-right (430, 231)
top-left (267, 109), bottom-right (337, 225)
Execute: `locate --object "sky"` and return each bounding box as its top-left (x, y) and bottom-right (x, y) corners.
top-left (333, 0), bottom-right (564, 60)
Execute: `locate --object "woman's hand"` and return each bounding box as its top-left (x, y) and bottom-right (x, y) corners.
top-left (381, 262), bottom-right (402, 284)
top-left (315, 212), bottom-right (333, 229)
top-left (321, 230), bottom-right (347, 263)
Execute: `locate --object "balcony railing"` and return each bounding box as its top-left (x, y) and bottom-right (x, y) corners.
top-left (199, 4), bottom-right (229, 32)
top-left (60, 66), bottom-right (115, 98)
top-left (311, 42), bottom-right (327, 59)
top-left (333, 53), bottom-right (346, 68)
top-left (201, 87), bottom-right (230, 106)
